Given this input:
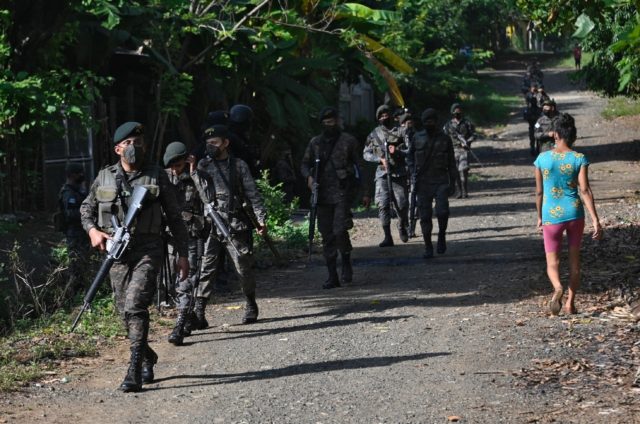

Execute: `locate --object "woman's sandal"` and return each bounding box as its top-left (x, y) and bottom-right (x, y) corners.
top-left (549, 290), bottom-right (563, 316)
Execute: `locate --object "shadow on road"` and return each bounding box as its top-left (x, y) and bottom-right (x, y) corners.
top-left (148, 352), bottom-right (450, 390)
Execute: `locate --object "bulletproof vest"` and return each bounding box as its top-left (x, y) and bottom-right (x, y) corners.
top-left (371, 126), bottom-right (406, 176)
top-left (412, 129), bottom-right (451, 180)
top-left (311, 133), bottom-right (356, 183)
top-left (94, 164), bottom-right (161, 234)
top-left (446, 119), bottom-right (473, 149)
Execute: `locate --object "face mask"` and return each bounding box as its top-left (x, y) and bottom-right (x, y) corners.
top-left (322, 124), bottom-right (340, 138)
top-left (380, 117), bottom-right (393, 128)
top-left (123, 144), bottom-right (144, 165)
top-left (453, 113), bottom-right (462, 119)
top-left (74, 175), bottom-right (85, 184)
top-left (205, 144), bottom-right (219, 159)
top-left (543, 110), bottom-right (551, 117)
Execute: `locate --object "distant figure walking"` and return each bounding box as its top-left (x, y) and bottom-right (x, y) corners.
top-left (533, 113), bottom-right (602, 316)
top-left (573, 44), bottom-right (582, 70)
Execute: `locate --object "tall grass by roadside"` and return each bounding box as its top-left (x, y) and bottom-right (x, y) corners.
top-left (602, 97), bottom-right (640, 120)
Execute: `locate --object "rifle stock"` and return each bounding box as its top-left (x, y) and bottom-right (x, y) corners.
top-left (308, 157), bottom-right (320, 261)
top-left (70, 185), bottom-right (149, 333)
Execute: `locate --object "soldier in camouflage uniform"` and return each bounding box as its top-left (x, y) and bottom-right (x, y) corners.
top-left (162, 141), bottom-right (211, 345)
top-left (363, 104), bottom-right (410, 247)
top-left (301, 107), bottom-right (360, 289)
top-left (407, 109), bottom-right (457, 258)
top-left (193, 125), bottom-right (267, 325)
top-left (525, 82), bottom-right (542, 156)
top-left (58, 163), bottom-right (89, 295)
top-left (534, 98), bottom-right (559, 154)
top-left (443, 103), bottom-right (476, 198)
top-left (80, 122), bottom-right (189, 393)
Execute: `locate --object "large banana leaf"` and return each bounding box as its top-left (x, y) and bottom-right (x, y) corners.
top-left (335, 3), bottom-right (398, 22)
top-left (572, 13), bottom-right (596, 39)
top-left (365, 54), bottom-right (406, 107)
top-left (259, 86), bottom-right (287, 128)
top-left (359, 35), bottom-right (414, 75)
top-left (266, 74), bottom-right (327, 110)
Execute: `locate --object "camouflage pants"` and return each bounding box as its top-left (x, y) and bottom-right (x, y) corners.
top-left (454, 148), bottom-right (469, 172)
top-left (110, 238), bottom-right (162, 348)
top-left (196, 230), bottom-right (255, 300)
top-left (168, 237), bottom-right (204, 310)
top-left (317, 201), bottom-right (353, 260)
top-left (374, 176), bottom-right (408, 227)
top-left (416, 182), bottom-right (450, 235)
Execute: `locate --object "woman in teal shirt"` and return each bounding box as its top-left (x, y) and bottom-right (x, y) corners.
top-left (534, 113), bottom-right (602, 315)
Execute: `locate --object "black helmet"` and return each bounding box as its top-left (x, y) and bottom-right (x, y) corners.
top-left (206, 110), bottom-right (229, 127)
top-left (319, 106), bottom-right (339, 122)
top-left (450, 103), bottom-right (462, 114)
top-left (229, 104), bottom-right (253, 125)
top-left (421, 108), bottom-right (438, 123)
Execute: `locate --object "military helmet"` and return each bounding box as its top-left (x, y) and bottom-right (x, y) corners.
top-left (229, 104), bottom-right (253, 125)
top-left (421, 108), bottom-right (438, 122)
top-left (376, 104), bottom-right (391, 119)
top-left (163, 141), bottom-right (188, 167)
top-left (319, 106), bottom-right (339, 122)
top-left (113, 121), bottom-right (144, 145)
top-left (542, 98), bottom-right (556, 107)
top-left (399, 113), bottom-right (413, 124)
top-left (206, 110), bottom-right (229, 127)
top-left (65, 162), bottom-right (84, 176)
top-left (450, 103), bottom-right (462, 114)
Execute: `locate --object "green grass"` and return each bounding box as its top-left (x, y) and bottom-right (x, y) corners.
top-left (0, 221), bottom-right (19, 235)
top-left (542, 52), bottom-right (594, 69)
top-left (0, 295), bottom-right (123, 392)
top-left (602, 97), bottom-right (640, 120)
top-left (460, 77), bottom-right (521, 127)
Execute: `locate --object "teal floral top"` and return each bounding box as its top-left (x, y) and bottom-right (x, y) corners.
top-left (534, 150), bottom-right (589, 225)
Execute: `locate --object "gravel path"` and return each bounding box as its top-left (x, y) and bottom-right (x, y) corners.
top-left (2, 68), bottom-right (639, 424)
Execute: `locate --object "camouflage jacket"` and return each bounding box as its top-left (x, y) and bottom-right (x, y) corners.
top-left (407, 129), bottom-right (457, 185)
top-left (165, 168), bottom-right (209, 238)
top-left (363, 125), bottom-right (408, 179)
top-left (59, 183), bottom-right (87, 237)
top-left (196, 156), bottom-right (266, 233)
top-left (443, 118), bottom-right (476, 150)
top-left (80, 161), bottom-right (188, 257)
top-left (301, 131), bottom-right (360, 205)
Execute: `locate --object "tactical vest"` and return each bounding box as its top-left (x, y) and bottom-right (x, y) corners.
top-left (95, 164), bottom-right (161, 234)
top-left (412, 130), bottom-right (452, 181)
top-left (310, 133), bottom-right (356, 183)
top-left (166, 169), bottom-right (205, 235)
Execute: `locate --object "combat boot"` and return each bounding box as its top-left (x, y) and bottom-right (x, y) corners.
top-left (141, 345), bottom-right (158, 384)
top-left (461, 171), bottom-right (469, 198)
top-left (341, 252), bottom-right (353, 283)
top-left (323, 256), bottom-right (341, 289)
top-left (168, 309), bottom-right (188, 346)
top-left (398, 220), bottom-right (409, 243)
top-left (437, 216), bottom-right (448, 254)
top-left (120, 345), bottom-right (144, 392)
top-left (193, 297), bottom-right (209, 330)
top-left (182, 310), bottom-right (196, 337)
top-left (242, 294), bottom-right (259, 324)
top-left (378, 225), bottom-right (394, 247)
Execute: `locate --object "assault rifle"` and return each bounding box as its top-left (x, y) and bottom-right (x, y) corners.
top-left (71, 185), bottom-right (149, 332)
top-left (308, 155), bottom-right (320, 261)
top-left (242, 201), bottom-right (282, 263)
top-left (383, 140), bottom-right (402, 218)
top-left (204, 202), bottom-right (241, 256)
top-left (408, 176), bottom-right (418, 238)
top-left (455, 133), bottom-right (483, 167)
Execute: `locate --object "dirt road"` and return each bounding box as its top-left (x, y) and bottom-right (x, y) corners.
top-left (2, 68), bottom-right (639, 424)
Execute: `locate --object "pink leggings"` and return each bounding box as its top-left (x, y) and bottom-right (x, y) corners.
top-left (542, 218), bottom-right (585, 253)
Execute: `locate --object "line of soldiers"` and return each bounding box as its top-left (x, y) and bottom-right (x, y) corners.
top-left (70, 114), bottom-right (266, 392)
top-left (61, 101), bottom-right (476, 393)
top-left (520, 63), bottom-right (561, 156)
top-left (301, 103), bottom-right (476, 289)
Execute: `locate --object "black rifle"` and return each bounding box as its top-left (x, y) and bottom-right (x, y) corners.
top-left (204, 202), bottom-right (241, 256)
top-left (383, 140), bottom-right (402, 218)
top-left (455, 133), bottom-right (483, 167)
top-left (408, 176), bottom-right (418, 237)
top-left (242, 201), bottom-right (282, 263)
top-left (71, 185), bottom-right (149, 332)
top-left (308, 155), bottom-right (320, 261)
